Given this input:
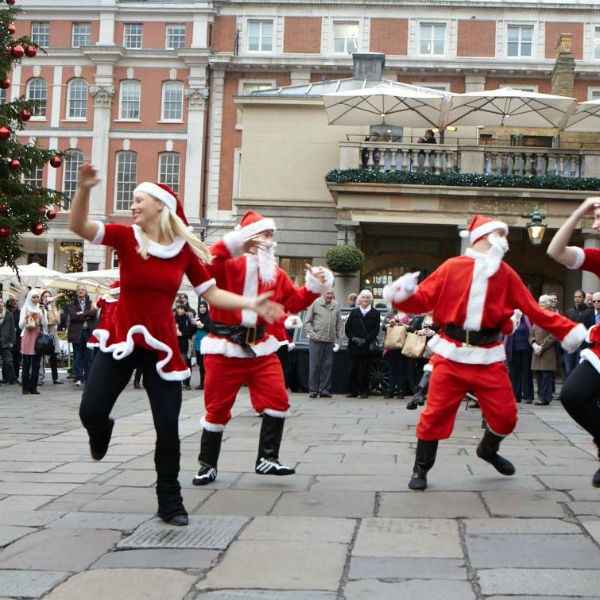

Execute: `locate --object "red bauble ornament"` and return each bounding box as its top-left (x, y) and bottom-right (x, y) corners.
top-left (21, 108), bottom-right (31, 121)
top-left (0, 227), bottom-right (10, 239)
top-left (10, 45), bottom-right (24, 59)
top-left (6, 0), bottom-right (16, 6)
top-left (9, 159), bottom-right (20, 170)
top-left (0, 78), bottom-right (10, 89)
top-left (7, 23), bottom-right (15, 35)
top-left (0, 204), bottom-right (8, 216)
top-left (24, 45), bottom-right (37, 58)
top-left (46, 208), bottom-right (57, 220)
top-left (38, 205), bottom-right (47, 217)
top-left (0, 126), bottom-right (11, 140)
top-left (49, 155), bottom-right (62, 168)
top-left (31, 223), bottom-right (44, 236)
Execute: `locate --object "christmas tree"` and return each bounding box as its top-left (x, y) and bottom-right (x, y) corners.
top-left (0, 2), bottom-right (68, 270)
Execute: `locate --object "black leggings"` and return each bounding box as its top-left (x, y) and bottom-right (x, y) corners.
top-left (80, 348), bottom-right (183, 480)
top-left (560, 360), bottom-right (600, 448)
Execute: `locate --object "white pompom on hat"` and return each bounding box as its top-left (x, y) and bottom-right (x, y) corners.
top-left (235, 210), bottom-right (276, 237)
top-left (460, 215), bottom-right (508, 244)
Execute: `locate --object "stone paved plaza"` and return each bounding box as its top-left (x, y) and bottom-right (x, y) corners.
top-left (0, 381), bottom-right (599, 599)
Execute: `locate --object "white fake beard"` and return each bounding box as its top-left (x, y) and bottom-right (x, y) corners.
top-left (485, 234), bottom-right (509, 277)
top-left (257, 240), bottom-right (277, 284)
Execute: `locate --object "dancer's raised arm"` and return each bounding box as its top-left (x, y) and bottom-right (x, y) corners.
top-left (69, 163), bottom-right (101, 241)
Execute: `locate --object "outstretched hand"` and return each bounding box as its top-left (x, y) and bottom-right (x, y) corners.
top-left (305, 263), bottom-right (327, 284)
top-left (578, 196), bottom-right (600, 216)
top-left (252, 291), bottom-right (285, 323)
top-left (243, 234), bottom-right (268, 254)
top-left (78, 163), bottom-right (100, 189)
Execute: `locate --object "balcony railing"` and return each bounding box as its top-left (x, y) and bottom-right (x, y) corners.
top-left (338, 141), bottom-right (600, 179)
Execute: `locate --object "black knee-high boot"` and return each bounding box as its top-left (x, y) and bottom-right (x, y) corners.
top-left (408, 439), bottom-right (438, 490)
top-left (407, 368), bottom-right (431, 410)
top-left (155, 440), bottom-right (187, 526)
top-left (255, 414), bottom-right (295, 475)
top-left (593, 439), bottom-right (600, 488)
top-left (476, 429), bottom-right (515, 476)
top-left (192, 428), bottom-right (223, 486)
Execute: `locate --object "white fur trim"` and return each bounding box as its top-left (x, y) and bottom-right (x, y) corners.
top-left (108, 288), bottom-right (120, 296)
top-left (580, 348), bottom-right (600, 374)
top-left (91, 220), bottom-right (105, 245)
top-left (560, 323), bottom-right (587, 353)
top-left (284, 315), bottom-right (302, 329)
top-left (241, 255), bottom-right (259, 327)
top-left (382, 272), bottom-right (419, 304)
top-left (194, 278), bottom-right (216, 296)
top-left (132, 224), bottom-right (185, 259)
top-left (585, 326), bottom-right (595, 344)
top-left (428, 334), bottom-right (506, 365)
top-left (223, 229), bottom-right (246, 257)
top-left (423, 362), bottom-right (434, 373)
top-left (92, 325), bottom-right (191, 381)
top-left (305, 268), bottom-right (335, 295)
top-left (463, 252), bottom-right (488, 331)
top-left (240, 217), bottom-right (276, 237)
top-left (86, 342), bottom-right (99, 348)
top-left (201, 333), bottom-right (280, 358)
top-left (467, 220), bottom-right (508, 243)
top-left (263, 408), bottom-right (289, 418)
top-left (201, 416), bottom-right (226, 432)
top-left (101, 296), bottom-right (118, 303)
top-left (134, 182), bottom-right (176, 212)
top-left (567, 246), bottom-right (585, 270)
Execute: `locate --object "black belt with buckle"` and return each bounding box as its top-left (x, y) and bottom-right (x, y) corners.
top-left (443, 323), bottom-right (501, 347)
top-left (210, 322), bottom-right (265, 346)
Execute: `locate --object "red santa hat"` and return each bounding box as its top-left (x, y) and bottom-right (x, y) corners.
top-left (460, 215), bottom-right (508, 244)
top-left (133, 182), bottom-right (189, 226)
top-left (108, 280), bottom-right (120, 296)
top-left (235, 210), bottom-right (276, 237)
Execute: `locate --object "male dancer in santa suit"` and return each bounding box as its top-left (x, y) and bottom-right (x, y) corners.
top-left (193, 210), bottom-right (334, 485)
top-left (383, 215), bottom-right (586, 490)
top-left (87, 281), bottom-right (120, 349)
top-left (547, 196), bottom-right (600, 487)
top-left (70, 164), bottom-right (283, 526)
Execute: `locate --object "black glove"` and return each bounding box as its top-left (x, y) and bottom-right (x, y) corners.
top-left (352, 337), bottom-right (366, 346)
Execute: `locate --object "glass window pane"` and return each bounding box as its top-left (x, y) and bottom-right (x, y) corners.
top-left (62, 150), bottom-right (84, 209)
top-left (67, 79), bottom-right (88, 118)
top-left (31, 23), bottom-right (49, 48)
top-left (120, 81), bottom-right (140, 119)
top-left (27, 79), bottom-right (47, 117)
top-left (124, 24), bottom-right (143, 49)
top-left (507, 26), bottom-right (519, 43)
top-left (166, 24), bottom-right (186, 49)
top-left (595, 28), bottom-right (600, 59)
top-left (72, 23), bottom-right (91, 48)
top-left (162, 81), bottom-right (183, 120)
top-left (115, 152), bottom-right (137, 211)
top-left (521, 26), bottom-right (533, 42)
top-left (23, 166), bottom-right (43, 187)
top-left (158, 153), bottom-right (180, 194)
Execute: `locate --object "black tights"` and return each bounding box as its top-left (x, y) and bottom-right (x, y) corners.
top-left (560, 360), bottom-right (600, 450)
top-left (80, 349), bottom-right (184, 508)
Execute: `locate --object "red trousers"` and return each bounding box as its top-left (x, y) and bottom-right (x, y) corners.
top-left (416, 356), bottom-right (518, 440)
top-left (203, 353), bottom-right (289, 425)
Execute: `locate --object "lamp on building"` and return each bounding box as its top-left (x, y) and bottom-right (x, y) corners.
top-left (525, 207), bottom-right (547, 246)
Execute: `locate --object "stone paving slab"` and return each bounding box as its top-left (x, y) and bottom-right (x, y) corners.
top-left (91, 548), bottom-right (219, 569)
top-left (197, 540), bottom-right (347, 591)
top-left (271, 490), bottom-right (375, 517)
top-left (239, 516), bottom-right (356, 543)
top-left (481, 489), bottom-right (569, 517)
top-left (0, 524), bottom-right (36, 546)
top-left (378, 491), bottom-right (488, 518)
top-left (43, 568), bottom-right (198, 600)
top-left (193, 489), bottom-right (281, 516)
top-left (567, 501), bottom-right (600, 517)
top-left (0, 509), bottom-right (64, 526)
top-left (352, 518), bottom-right (463, 558)
top-left (464, 518), bottom-right (581, 534)
top-left (478, 568), bottom-right (600, 596)
top-left (47, 511), bottom-right (151, 531)
top-left (192, 592), bottom-right (336, 600)
top-left (0, 570), bottom-right (70, 599)
top-left (0, 527), bottom-right (121, 571)
top-left (343, 579), bottom-right (476, 600)
top-left (348, 556), bottom-right (466, 580)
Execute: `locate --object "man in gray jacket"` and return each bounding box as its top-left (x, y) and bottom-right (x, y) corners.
top-left (304, 289), bottom-right (342, 398)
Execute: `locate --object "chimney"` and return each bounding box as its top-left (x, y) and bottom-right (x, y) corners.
top-left (352, 53), bottom-right (385, 81)
top-left (551, 33), bottom-right (575, 97)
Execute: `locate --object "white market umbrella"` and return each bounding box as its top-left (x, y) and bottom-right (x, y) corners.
top-left (67, 268), bottom-right (120, 282)
top-left (0, 263), bottom-right (65, 288)
top-left (39, 276), bottom-right (104, 294)
top-left (323, 83), bottom-right (452, 128)
top-left (562, 99), bottom-right (600, 132)
top-left (444, 87), bottom-right (576, 129)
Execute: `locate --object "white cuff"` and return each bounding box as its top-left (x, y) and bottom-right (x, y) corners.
top-left (222, 230), bottom-right (246, 257)
top-left (382, 272), bottom-right (420, 304)
top-left (305, 268), bottom-right (334, 294)
top-left (91, 220), bottom-right (105, 245)
top-left (567, 246), bottom-right (585, 270)
top-left (194, 278), bottom-right (216, 296)
top-left (561, 323), bottom-right (587, 353)
top-left (284, 314), bottom-right (302, 329)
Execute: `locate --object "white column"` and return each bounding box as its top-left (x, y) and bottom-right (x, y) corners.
top-left (582, 231), bottom-right (600, 294)
top-left (46, 136), bottom-right (58, 190)
top-left (50, 67), bottom-right (62, 128)
top-left (10, 64), bottom-right (21, 101)
top-left (192, 16), bottom-right (209, 48)
top-left (46, 238), bottom-right (55, 270)
top-left (98, 3), bottom-right (116, 45)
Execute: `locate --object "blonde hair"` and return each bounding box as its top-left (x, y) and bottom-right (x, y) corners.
top-left (136, 205), bottom-right (212, 264)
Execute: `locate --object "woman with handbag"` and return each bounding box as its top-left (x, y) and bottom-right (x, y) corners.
top-left (41, 290), bottom-right (64, 384)
top-left (345, 289), bottom-right (380, 398)
top-left (19, 289), bottom-right (47, 395)
top-left (382, 308), bottom-right (410, 399)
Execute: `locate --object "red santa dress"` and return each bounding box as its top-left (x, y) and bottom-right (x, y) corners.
top-left (88, 281), bottom-right (120, 349)
top-left (386, 235), bottom-right (585, 440)
top-left (200, 213), bottom-right (333, 427)
top-left (90, 222), bottom-right (215, 381)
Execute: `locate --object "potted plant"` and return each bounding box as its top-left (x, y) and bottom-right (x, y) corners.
top-left (326, 245), bottom-right (364, 303)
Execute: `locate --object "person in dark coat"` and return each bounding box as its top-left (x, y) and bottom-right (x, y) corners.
top-left (529, 295), bottom-right (558, 405)
top-left (503, 311), bottom-right (534, 403)
top-left (345, 289), bottom-right (380, 398)
top-left (0, 297), bottom-right (18, 384)
top-left (174, 304), bottom-right (194, 390)
top-left (563, 289), bottom-right (594, 377)
top-left (67, 284), bottom-right (97, 386)
top-left (5, 298), bottom-right (21, 380)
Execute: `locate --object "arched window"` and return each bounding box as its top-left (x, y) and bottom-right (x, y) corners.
top-left (26, 78), bottom-right (47, 117)
top-left (158, 152), bottom-right (180, 194)
top-left (115, 151), bottom-right (138, 211)
top-left (161, 81), bottom-right (183, 121)
top-left (66, 79), bottom-right (88, 119)
top-left (62, 149), bottom-right (85, 209)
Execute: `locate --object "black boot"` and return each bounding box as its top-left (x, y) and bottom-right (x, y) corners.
top-left (192, 428), bottom-right (223, 486)
top-left (408, 439), bottom-right (438, 490)
top-left (407, 369), bottom-right (431, 410)
top-left (593, 440), bottom-right (600, 488)
top-left (88, 418), bottom-right (114, 461)
top-left (476, 429), bottom-right (515, 476)
top-left (156, 444), bottom-right (188, 526)
top-left (255, 414), bottom-right (295, 475)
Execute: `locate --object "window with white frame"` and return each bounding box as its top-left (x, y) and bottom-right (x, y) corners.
top-left (419, 23), bottom-right (446, 56)
top-left (166, 24), bottom-right (186, 49)
top-left (62, 150), bottom-right (84, 209)
top-left (115, 151), bottom-right (137, 211)
top-left (507, 25), bottom-right (533, 57)
top-left (26, 78), bottom-right (47, 117)
top-left (23, 166), bottom-right (43, 187)
top-left (248, 20), bottom-right (273, 52)
top-left (123, 23), bottom-right (143, 49)
top-left (158, 152), bottom-right (180, 194)
top-left (72, 23), bottom-right (91, 48)
top-left (588, 88), bottom-right (600, 100)
top-left (333, 22), bottom-right (359, 54)
top-left (236, 80), bottom-right (275, 127)
top-left (161, 81), bottom-right (184, 121)
top-left (66, 79), bottom-right (88, 119)
top-left (31, 22), bottom-right (50, 48)
top-left (119, 80), bottom-right (141, 120)
top-left (412, 82), bottom-right (450, 92)
top-left (111, 250), bottom-right (119, 268)
top-left (595, 27), bottom-right (600, 60)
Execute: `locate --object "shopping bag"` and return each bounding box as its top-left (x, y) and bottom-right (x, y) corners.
top-left (401, 332), bottom-right (427, 359)
top-left (384, 324), bottom-right (407, 350)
